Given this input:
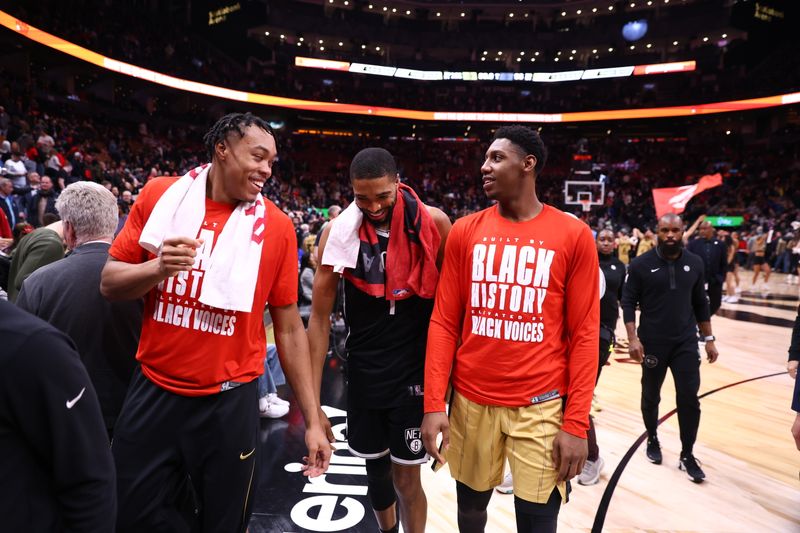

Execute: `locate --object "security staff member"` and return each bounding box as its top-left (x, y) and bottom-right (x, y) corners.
top-left (578, 228), bottom-right (626, 486)
top-left (621, 213), bottom-right (719, 483)
top-left (686, 220), bottom-right (727, 315)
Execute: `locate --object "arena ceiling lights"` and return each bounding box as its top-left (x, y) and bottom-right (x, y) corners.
top-left (3, 10), bottom-right (799, 124)
top-left (295, 56), bottom-right (696, 82)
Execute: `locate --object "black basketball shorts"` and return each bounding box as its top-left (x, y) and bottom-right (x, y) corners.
top-left (346, 402), bottom-right (428, 465)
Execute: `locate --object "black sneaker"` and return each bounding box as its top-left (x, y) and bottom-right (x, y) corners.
top-left (679, 454), bottom-right (706, 483)
top-left (646, 436), bottom-right (662, 464)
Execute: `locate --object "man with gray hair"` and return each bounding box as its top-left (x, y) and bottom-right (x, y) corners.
top-left (17, 181), bottom-right (142, 438)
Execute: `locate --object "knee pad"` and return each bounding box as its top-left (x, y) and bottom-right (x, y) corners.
top-left (365, 455), bottom-right (396, 511)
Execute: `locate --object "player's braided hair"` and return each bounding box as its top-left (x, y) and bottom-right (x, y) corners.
top-left (203, 112), bottom-right (275, 161)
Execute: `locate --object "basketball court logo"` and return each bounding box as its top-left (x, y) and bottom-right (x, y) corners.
top-left (405, 428), bottom-right (423, 454)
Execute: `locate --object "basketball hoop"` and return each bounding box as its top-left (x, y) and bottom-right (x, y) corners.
top-left (580, 199), bottom-right (591, 213)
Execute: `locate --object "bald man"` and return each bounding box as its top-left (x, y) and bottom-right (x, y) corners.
top-left (686, 220), bottom-right (727, 315)
top-left (621, 214), bottom-right (719, 483)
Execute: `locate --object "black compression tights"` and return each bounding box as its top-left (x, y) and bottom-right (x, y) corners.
top-left (514, 488), bottom-right (562, 533)
top-left (456, 481), bottom-right (492, 533)
top-left (456, 482), bottom-right (561, 533)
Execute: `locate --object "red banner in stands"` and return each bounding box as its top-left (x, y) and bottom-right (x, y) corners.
top-left (651, 173), bottom-right (723, 218)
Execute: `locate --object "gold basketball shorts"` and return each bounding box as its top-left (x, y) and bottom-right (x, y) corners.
top-left (445, 390), bottom-right (567, 504)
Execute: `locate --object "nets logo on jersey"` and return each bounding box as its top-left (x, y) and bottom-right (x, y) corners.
top-left (405, 428), bottom-right (423, 454)
top-left (644, 354), bottom-right (659, 368)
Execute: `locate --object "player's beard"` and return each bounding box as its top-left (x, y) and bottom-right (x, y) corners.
top-left (657, 238), bottom-right (683, 257)
top-left (362, 203), bottom-right (394, 227)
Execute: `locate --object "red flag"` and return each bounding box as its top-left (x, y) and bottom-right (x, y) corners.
top-left (651, 173), bottom-right (722, 219)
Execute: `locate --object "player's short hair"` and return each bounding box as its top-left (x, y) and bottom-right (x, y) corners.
top-left (349, 147), bottom-right (397, 181)
top-left (493, 125), bottom-right (548, 174)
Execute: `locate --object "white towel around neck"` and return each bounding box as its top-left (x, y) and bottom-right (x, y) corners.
top-left (138, 163), bottom-right (267, 312)
top-left (321, 201), bottom-right (362, 274)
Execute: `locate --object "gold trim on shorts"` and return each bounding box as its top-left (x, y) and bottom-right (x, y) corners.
top-left (445, 390), bottom-right (567, 504)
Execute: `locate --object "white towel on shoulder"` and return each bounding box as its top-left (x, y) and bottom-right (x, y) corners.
top-left (321, 201), bottom-right (362, 274)
top-left (139, 163), bottom-right (266, 312)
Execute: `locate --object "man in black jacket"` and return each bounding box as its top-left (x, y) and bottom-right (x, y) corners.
top-left (0, 300), bottom-right (116, 531)
top-left (24, 174), bottom-right (59, 227)
top-left (621, 213), bottom-right (719, 483)
top-left (686, 220), bottom-right (727, 315)
top-left (16, 181), bottom-right (142, 438)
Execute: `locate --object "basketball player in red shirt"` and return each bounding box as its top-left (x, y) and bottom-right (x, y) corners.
top-left (422, 125), bottom-right (599, 532)
top-left (101, 113), bottom-right (330, 532)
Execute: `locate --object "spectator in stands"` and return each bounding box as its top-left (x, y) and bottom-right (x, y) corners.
top-left (0, 205), bottom-right (10, 242)
top-left (0, 178), bottom-right (21, 232)
top-left (4, 221), bottom-right (33, 253)
top-left (297, 248), bottom-right (316, 325)
top-left (25, 174), bottom-right (59, 227)
top-left (617, 230), bottom-right (632, 265)
top-left (258, 344), bottom-right (291, 418)
top-left (0, 222), bottom-right (33, 290)
top-left (17, 170), bottom-right (39, 213)
top-left (3, 151), bottom-right (28, 189)
top-left (312, 204), bottom-right (342, 258)
top-left (119, 189), bottom-right (134, 209)
top-left (0, 299), bottom-right (117, 532)
top-left (16, 182), bottom-right (142, 439)
top-left (36, 129), bottom-right (55, 153)
top-left (0, 106), bottom-right (10, 136)
top-left (7, 219), bottom-right (64, 302)
top-left (635, 228), bottom-right (656, 256)
top-left (301, 223), bottom-right (316, 257)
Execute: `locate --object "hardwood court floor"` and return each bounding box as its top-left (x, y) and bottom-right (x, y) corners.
top-left (252, 274), bottom-right (800, 532)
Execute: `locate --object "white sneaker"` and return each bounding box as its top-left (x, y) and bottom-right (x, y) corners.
top-left (259, 396), bottom-right (289, 418)
top-left (727, 295), bottom-right (739, 303)
top-left (268, 393), bottom-right (290, 407)
top-left (495, 472), bottom-right (514, 494)
top-left (577, 457), bottom-right (604, 486)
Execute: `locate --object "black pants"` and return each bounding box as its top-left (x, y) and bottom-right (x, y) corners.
top-left (113, 367), bottom-right (259, 533)
top-left (597, 336), bottom-right (612, 382)
top-left (587, 337), bottom-right (612, 462)
top-left (706, 280), bottom-right (723, 316)
top-left (640, 339), bottom-right (701, 454)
